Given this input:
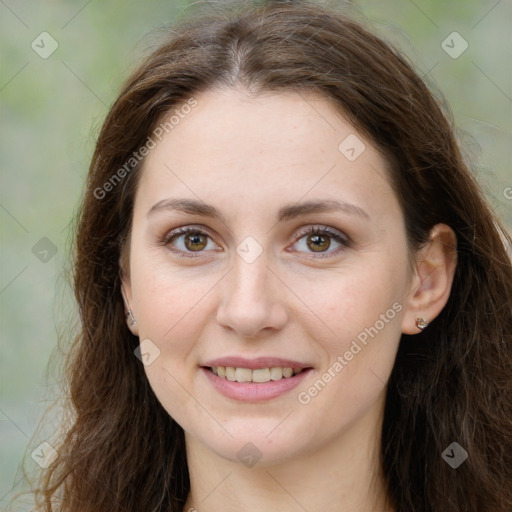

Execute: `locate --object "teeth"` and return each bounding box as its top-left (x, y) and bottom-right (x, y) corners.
top-left (270, 367), bottom-right (283, 380)
top-left (226, 367), bottom-right (236, 381)
top-left (210, 366), bottom-right (303, 383)
top-left (252, 368), bottom-right (270, 383)
top-left (282, 367), bottom-right (293, 378)
top-left (235, 367), bottom-right (252, 382)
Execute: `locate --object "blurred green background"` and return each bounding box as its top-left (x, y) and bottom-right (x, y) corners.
top-left (1, 0), bottom-right (511, 508)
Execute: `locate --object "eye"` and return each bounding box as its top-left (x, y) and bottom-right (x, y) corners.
top-left (162, 226), bottom-right (219, 258)
top-left (290, 225), bottom-right (350, 258)
top-left (161, 224), bottom-right (350, 259)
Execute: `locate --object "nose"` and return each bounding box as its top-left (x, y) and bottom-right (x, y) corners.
top-left (216, 255), bottom-right (289, 338)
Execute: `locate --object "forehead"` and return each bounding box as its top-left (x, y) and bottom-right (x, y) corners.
top-left (135, 87), bottom-right (398, 221)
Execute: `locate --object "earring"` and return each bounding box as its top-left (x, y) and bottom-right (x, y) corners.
top-left (415, 317), bottom-right (428, 330)
top-left (126, 309), bottom-right (137, 327)
top-left (121, 289), bottom-right (137, 327)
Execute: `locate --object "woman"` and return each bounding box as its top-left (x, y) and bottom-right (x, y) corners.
top-left (32, 1), bottom-right (512, 511)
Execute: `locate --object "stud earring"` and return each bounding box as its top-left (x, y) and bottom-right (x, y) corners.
top-left (415, 317), bottom-right (428, 330)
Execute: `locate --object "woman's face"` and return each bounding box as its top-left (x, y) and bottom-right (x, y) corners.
top-left (122, 88), bottom-right (414, 465)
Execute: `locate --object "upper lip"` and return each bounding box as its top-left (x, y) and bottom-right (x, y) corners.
top-left (202, 357), bottom-right (313, 371)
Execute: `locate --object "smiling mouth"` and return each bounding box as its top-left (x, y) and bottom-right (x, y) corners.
top-left (205, 366), bottom-right (308, 383)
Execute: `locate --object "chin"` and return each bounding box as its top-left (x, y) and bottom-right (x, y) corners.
top-left (186, 416), bottom-right (322, 468)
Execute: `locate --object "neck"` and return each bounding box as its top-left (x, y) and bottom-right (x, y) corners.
top-left (182, 394), bottom-right (392, 512)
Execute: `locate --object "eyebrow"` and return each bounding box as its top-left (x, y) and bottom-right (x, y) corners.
top-left (146, 198), bottom-right (370, 222)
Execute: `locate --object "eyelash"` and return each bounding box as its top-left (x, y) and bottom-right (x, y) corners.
top-left (161, 225), bottom-right (350, 259)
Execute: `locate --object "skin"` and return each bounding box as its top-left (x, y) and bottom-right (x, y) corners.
top-left (121, 87), bottom-right (457, 512)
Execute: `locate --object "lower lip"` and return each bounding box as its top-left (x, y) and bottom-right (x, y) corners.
top-left (201, 367), bottom-right (312, 402)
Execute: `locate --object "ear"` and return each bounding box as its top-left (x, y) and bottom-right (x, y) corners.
top-left (401, 223), bottom-right (457, 334)
top-left (119, 253), bottom-right (139, 336)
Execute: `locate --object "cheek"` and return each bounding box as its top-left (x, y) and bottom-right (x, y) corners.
top-left (135, 264), bottom-right (220, 427)
top-left (292, 261), bottom-right (405, 405)
top-left (130, 258), bottom-right (220, 403)
top-left (131, 252), bottom-right (221, 340)
top-left (143, 358), bottom-right (215, 439)
top-left (294, 259), bottom-right (405, 346)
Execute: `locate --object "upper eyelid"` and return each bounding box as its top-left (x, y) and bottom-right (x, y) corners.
top-left (162, 224), bottom-right (218, 244)
top-left (163, 224), bottom-right (346, 240)
top-left (294, 225), bottom-right (348, 241)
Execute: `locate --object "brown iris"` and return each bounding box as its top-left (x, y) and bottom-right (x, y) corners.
top-left (307, 233), bottom-right (331, 252)
top-left (184, 232), bottom-right (208, 251)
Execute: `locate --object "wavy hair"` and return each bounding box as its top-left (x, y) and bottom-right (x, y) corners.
top-left (30, 1), bottom-right (512, 511)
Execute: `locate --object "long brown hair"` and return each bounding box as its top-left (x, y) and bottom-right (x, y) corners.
top-left (30, 1), bottom-right (512, 510)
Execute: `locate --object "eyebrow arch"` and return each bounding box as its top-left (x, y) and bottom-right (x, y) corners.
top-left (278, 199), bottom-right (369, 222)
top-left (146, 198), bottom-right (370, 222)
top-left (147, 198), bottom-right (228, 224)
